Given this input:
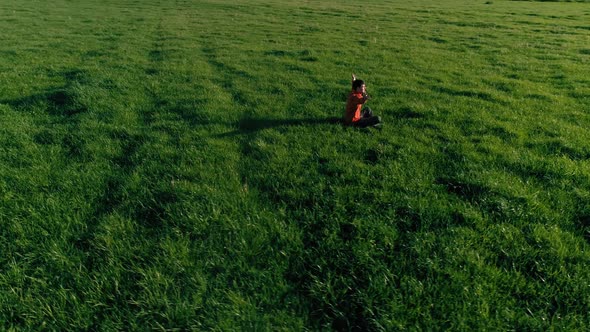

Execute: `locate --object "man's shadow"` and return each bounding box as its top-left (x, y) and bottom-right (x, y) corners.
top-left (215, 116), bottom-right (343, 137)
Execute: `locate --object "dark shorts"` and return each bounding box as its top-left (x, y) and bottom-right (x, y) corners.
top-left (353, 107), bottom-right (381, 128)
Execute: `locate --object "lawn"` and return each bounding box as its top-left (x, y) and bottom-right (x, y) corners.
top-left (1, 0), bottom-right (589, 330)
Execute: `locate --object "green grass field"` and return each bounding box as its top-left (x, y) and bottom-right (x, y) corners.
top-left (1, 0), bottom-right (590, 330)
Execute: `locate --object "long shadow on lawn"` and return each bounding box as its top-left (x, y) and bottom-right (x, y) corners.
top-left (214, 116), bottom-right (342, 137)
top-left (1, 70), bottom-right (89, 117)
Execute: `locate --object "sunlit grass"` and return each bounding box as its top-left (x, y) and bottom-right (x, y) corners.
top-left (1, 0), bottom-right (589, 330)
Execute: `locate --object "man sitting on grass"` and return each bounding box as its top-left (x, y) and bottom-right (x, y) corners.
top-left (343, 74), bottom-right (382, 128)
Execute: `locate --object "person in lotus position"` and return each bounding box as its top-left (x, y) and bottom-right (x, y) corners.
top-left (343, 74), bottom-right (381, 128)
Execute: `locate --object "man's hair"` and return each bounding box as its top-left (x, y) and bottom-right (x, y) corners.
top-left (352, 79), bottom-right (365, 90)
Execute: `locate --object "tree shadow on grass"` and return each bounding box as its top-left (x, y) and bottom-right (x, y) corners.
top-left (1, 69), bottom-right (89, 117)
top-left (214, 116), bottom-right (343, 137)
top-left (1, 89), bottom-right (85, 117)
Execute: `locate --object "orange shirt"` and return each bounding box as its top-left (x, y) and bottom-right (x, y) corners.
top-left (344, 90), bottom-right (365, 124)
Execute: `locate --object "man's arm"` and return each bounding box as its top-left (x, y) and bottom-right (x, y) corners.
top-left (353, 93), bottom-right (369, 105)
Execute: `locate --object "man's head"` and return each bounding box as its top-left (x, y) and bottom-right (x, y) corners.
top-left (352, 79), bottom-right (366, 93)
